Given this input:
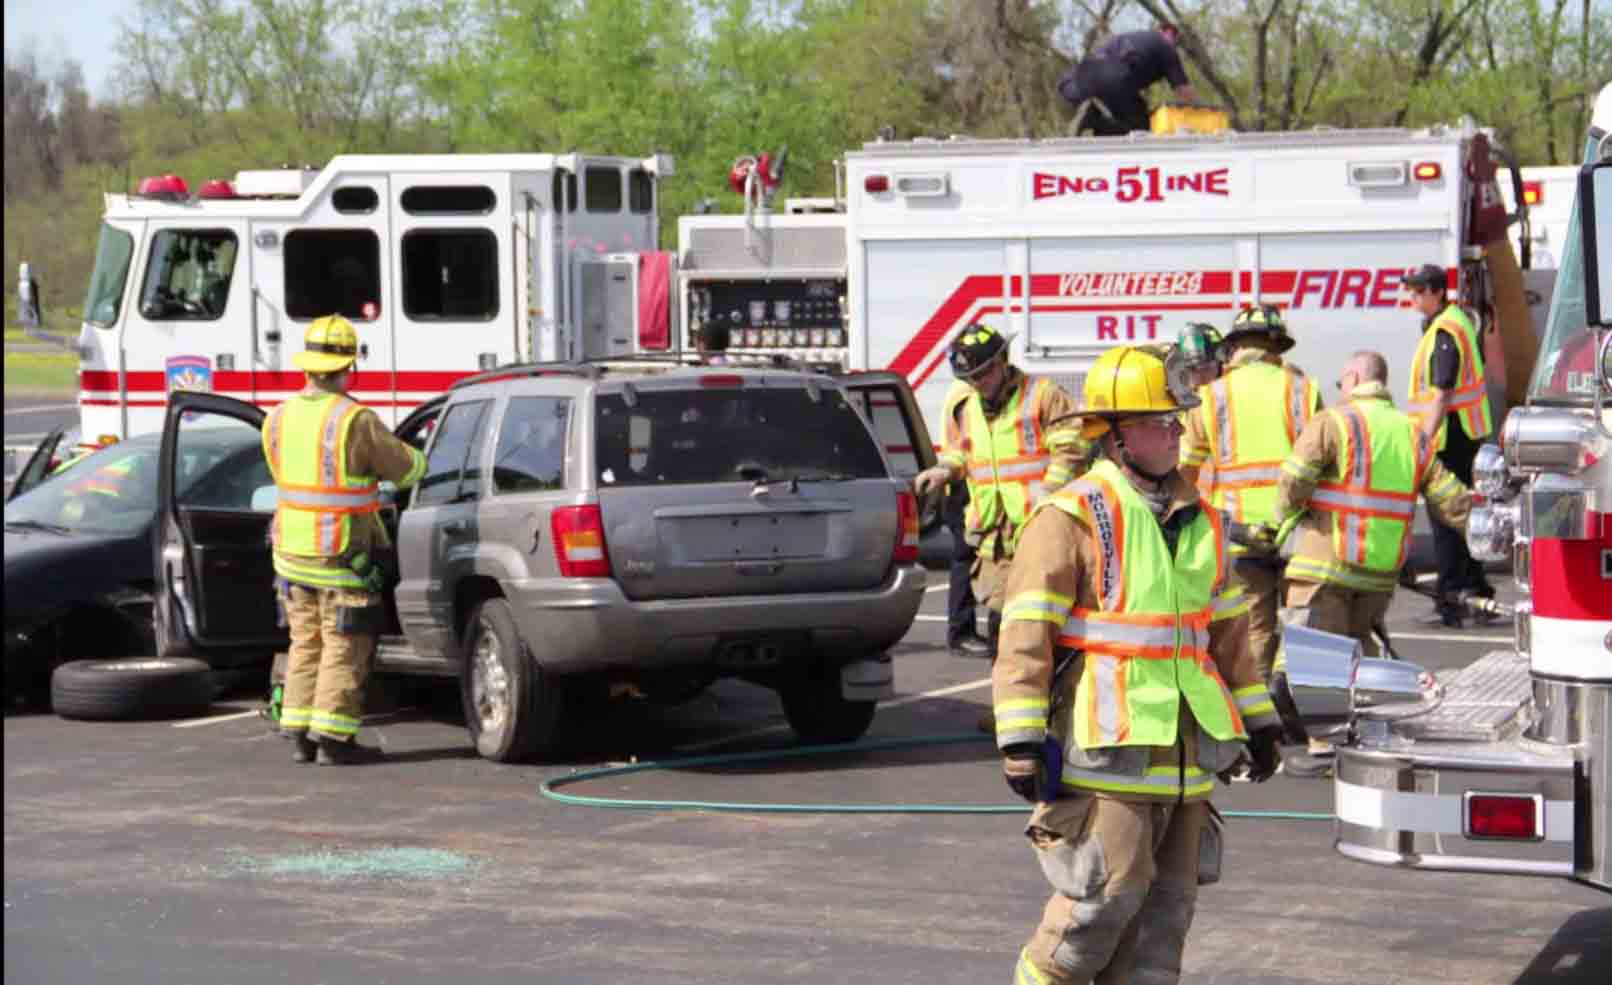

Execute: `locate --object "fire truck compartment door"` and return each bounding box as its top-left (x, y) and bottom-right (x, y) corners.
top-left (155, 391), bottom-right (285, 659)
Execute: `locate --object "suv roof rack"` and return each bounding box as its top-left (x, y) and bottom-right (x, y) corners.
top-left (450, 362), bottom-right (604, 390)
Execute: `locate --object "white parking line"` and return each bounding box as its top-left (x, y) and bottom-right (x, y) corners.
top-left (675, 675), bottom-right (993, 754)
top-left (3, 403), bottom-right (77, 416)
top-left (924, 582), bottom-right (948, 593)
top-left (172, 709), bottom-right (261, 729)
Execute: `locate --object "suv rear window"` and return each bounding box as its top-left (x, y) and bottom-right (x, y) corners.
top-left (594, 385), bottom-right (887, 487)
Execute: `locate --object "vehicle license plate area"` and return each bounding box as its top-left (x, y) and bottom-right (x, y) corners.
top-left (675, 513), bottom-right (828, 561)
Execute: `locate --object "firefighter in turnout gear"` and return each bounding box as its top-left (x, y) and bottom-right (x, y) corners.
top-left (995, 344), bottom-right (1283, 985)
top-left (1273, 349), bottom-right (1472, 775)
top-left (913, 324), bottom-right (1085, 669)
top-left (1178, 304), bottom-right (1322, 682)
top-left (1402, 263), bottom-right (1495, 626)
top-left (263, 315), bottom-right (427, 765)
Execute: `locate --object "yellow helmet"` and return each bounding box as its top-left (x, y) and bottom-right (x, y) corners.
top-left (294, 315), bottom-right (360, 373)
top-left (1078, 344), bottom-right (1199, 440)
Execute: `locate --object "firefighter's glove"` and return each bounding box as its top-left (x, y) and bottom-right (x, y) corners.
top-left (913, 466), bottom-right (951, 499)
top-left (1002, 745), bottom-right (1046, 804)
top-left (1245, 725), bottom-right (1284, 783)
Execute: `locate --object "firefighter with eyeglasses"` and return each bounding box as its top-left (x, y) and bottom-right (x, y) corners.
top-left (1178, 304), bottom-right (1322, 685)
top-left (263, 315), bottom-right (426, 766)
top-left (1271, 348), bottom-right (1471, 776)
top-left (994, 343), bottom-right (1283, 985)
top-left (913, 325), bottom-right (1085, 685)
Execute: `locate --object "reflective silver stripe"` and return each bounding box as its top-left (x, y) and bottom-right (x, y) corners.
top-left (991, 458), bottom-right (1051, 480)
top-left (1211, 378), bottom-right (1232, 464)
top-left (1216, 465), bottom-right (1283, 483)
top-left (1020, 378), bottom-right (1041, 452)
top-left (1344, 513), bottom-right (1363, 564)
top-left (1093, 652), bottom-right (1122, 743)
top-left (1057, 617), bottom-right (1178, 650)
top-left (1288, 373), bottom-right (1308, 439)
top-left (276, 487), bottom-right (380, 509)
top-left (1310, 488), bottom-right (1416, 517)
top-left (1342, 407), bottom-right (1368, 484)
top-left (1211, 592), bottom-right (1246, 617)
top-left (1223, 487), bottom-right (1240, 521)
top-left (1235, 688), bottom-right (1272, 712)
top-left (1063, 765), bottom-right (1213, 794)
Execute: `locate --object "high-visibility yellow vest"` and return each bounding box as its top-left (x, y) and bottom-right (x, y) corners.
top-left (1042, 460), bottom-right (1248, 767)
top-left (1287, 396), bottom-right (1431, 592)
top-left (1407, 304), bottom-right (1492, 449)
top-left (263, 391), bottom-right (380, 589)
top-left (1201, 360), bottom-right (1320, 527)
top-left (960, 375), bottom-right (1055, 554)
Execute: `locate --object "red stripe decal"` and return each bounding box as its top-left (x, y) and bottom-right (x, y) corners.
top-left (1530, 523), bottom-right (1612, 621)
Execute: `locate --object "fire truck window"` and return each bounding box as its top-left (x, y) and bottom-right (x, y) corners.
top-left (83, 224), bottom-right (134, 327)
top-left (492, 397), bottom-right (571, 494)
top-left (400, 185), bottom-right (495, 215)
top-left (628, 169), bottom-right (654, 214)
top-left (283, 229), bottom-right (381, 321)
top-left (553, 171), bottom-right (577, 213)
top-left (137, 229), bottom-right (239, 321)
top-left (414, 399), bottom-right (490, 508)
top-left (332, 186), bottom-right (379, 214)
top-left (584, 167), bottom-right (622, 213)
top-left (401, 230), bottom-right (499, 321)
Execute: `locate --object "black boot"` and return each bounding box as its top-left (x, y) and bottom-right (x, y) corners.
top-left (290, 734), bottom-right (317, 764)
top-left (316, 737), bottom-right (384, 766)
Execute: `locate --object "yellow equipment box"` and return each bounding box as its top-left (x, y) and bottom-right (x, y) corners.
top-left (1151, 104), bottom-right (1230, 135)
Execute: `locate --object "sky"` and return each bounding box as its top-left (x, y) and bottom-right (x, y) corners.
top-left (4, 0), bottom-right (137, 99)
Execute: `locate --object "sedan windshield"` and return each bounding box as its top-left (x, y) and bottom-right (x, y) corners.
top-left (4, 430), bottom-right (268, 536)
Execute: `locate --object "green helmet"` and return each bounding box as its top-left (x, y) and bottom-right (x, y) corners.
top-left (1177, 322), bottom-right (1223, 369)
top-left (1224, 304), bottom-right (1294, 354)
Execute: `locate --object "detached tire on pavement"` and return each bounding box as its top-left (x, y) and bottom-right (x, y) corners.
top-left (51, 658), bottom-right (213, 721)
top-left (780, 661), bottom-right (878, 745)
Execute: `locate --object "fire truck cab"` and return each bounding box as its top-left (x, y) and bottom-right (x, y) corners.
top-left (1285, 83), bottom-right (1612, 892)
top-left (73, 152), bottom-right (675, 439)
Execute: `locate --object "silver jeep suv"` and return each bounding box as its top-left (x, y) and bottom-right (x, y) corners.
top-left (155, 362), bottom-right (931, 762)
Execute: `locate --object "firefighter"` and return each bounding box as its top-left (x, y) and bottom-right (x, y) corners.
top-left (1272, 349), bottom-right (1471, 776)
top-left (1402, 263), bottom-right (1496, 627)
top-left (1176, 321), bottom-right (1224, 389)
top-left (1058, 22), bottom-right (1198, 137)
top-left (939, 377), bottom-right (989, 657)
top-left (912, 324), bottom-right (1085, 675)
top-left (694, 321), bottom-right (732, 364)
top-left (264, 315), bottom-right (426, 766)
top-left (994, 343), bottom-right (1283, 985)
top-left (1179, 304), bottom-right (1322, 684)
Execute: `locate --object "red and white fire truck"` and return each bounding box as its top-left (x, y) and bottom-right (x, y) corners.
top-left (677, 119), bottom-right (1536, 453)
top-left (1281, 83), bottom-right (1611, 891)
top-left (65, 152), bottom-right (676, 441)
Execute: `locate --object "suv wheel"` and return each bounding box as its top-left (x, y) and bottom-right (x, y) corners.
top-left (460, 598), bottom-right (565, 763)
top-left (779, 660), bottom-right (877, 745)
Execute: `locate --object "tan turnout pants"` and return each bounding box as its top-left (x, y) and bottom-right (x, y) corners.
top-left (1232, 557), bottom-right (1282, 682)
top-left (279, 583), bottom-right (377, 742)
top-left (1285, 580), bottom-right (1392, 658)
top-left (1015, 794), bottom-right (1207, 985)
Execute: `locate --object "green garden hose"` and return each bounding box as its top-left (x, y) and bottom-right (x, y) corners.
top-left (541, 732), bottom-right (1334, 820)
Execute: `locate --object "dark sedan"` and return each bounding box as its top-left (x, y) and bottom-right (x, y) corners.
top-left (4, 426), bottom-right (274, 706)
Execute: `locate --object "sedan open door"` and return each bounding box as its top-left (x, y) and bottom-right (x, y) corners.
top-left (153, 392), bottom-right (285, 663)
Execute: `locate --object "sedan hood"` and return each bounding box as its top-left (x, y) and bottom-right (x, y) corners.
top-left (4, 528), bottom-right (152, 628)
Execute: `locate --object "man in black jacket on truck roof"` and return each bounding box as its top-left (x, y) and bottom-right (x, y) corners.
top-left (1059, 23), bottom-right (1197, 136)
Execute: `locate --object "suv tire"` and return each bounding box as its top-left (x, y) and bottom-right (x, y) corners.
top-left (460, 598), bottom-right (565, 763)
top-left (780, 660), bottom-right (877, 745)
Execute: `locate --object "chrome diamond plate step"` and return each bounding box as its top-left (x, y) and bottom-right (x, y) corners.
top-left (1402, 650), bottom-right (1530, 742)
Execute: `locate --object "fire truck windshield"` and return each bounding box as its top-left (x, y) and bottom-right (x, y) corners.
top-left (82, 224), bottom-right (134, 327)
top-left (1530, 130), bottom-right (1606, 404)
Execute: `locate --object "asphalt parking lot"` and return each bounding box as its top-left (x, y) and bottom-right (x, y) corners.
top-left (4, 577), bottom-right (1607, 985)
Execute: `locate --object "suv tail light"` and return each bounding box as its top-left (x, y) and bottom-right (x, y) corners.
top-left (551, 505), bottom-right (611, 578)
top-left (893, 490), bottom-right (920, 564)
top-left (1464, 792), bottom-right (1543, 840)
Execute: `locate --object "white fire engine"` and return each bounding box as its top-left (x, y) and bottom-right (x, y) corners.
top-left (678, 120), bottom-right (1536, 455)
top-left (1281, 83), bottom-right (1612, 891)
top-left (67, 152), bottom-right (676, 440)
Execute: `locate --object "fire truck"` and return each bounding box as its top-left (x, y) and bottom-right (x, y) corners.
top-left (677, 120), bottom-right (1538, 453)
top-left (65, 152), bottom-right (676, 441)
top-left (1282, 83), bottom-right (1612, 891)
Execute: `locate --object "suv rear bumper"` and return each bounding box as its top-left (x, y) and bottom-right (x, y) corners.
top-left (504, 564), bottom-right (928, 674)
